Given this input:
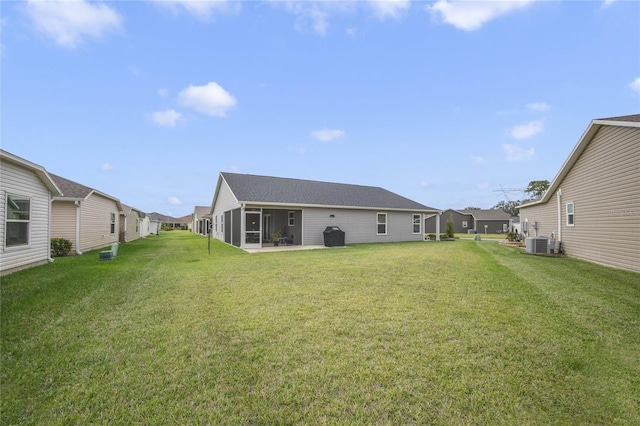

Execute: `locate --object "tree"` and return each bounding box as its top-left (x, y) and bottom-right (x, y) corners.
top-left (463, 206), bottom-right (481, 210)
top-left (445, 214), bottom-right (455, 238)
top-left (491, 200), bottom-right (521, 217)
top-left (525, 180), bottom-right (550, 199)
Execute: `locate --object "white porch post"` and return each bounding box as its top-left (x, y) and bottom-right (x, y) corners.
top-left (436, 212), bottom-right (442, 241)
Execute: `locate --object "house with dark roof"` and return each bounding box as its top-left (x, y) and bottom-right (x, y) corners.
top-left (50, 173), bottom-right (123, 255)
top-left (519, 114), bottom-right (640, 272)
top-left (120, 204), bottom-right (145, 243)
top-left (425, 208), bottom-right (511, 234)
top-left (148, 212), bottom-right (189, 230)
top-left (192, 206), bottom-right (211, 236)
top-left (1, 150), bottom-right (63, 275)
top-left (210, 172), bottom-right (440, 249)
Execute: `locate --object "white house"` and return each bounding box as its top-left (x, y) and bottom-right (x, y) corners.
top-left (1, 150), bottom-right (63, 275)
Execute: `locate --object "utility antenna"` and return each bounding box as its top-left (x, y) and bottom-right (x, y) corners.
top-left (494, 186), bottom-right (526, 201)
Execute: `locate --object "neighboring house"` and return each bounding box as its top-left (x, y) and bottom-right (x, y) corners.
top-left (120, 204), bottom-right (145, 243)
top-left (192, 206), bottom-right (211, 236)
top-left (210, 172), bottom-right (440, 249)
top-left (140, 214), bottom-right (151, 238)
top-left (425, 209), bottom-right (511, 234)
top-left (0, 150), bottom-right (63, 275)
top-left (518, 114), bottom-right (640, 272)
top-left (148, 212), bottom-right (188, 230)
top-left (148, 216), bottom-right (161, 236)
top-left (49, 173), bottom-right (123, 255)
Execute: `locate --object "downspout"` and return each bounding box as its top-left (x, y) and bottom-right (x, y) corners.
top-left (557, 188), bottom-right (562, 244)
top-left (48, 195), bottom-right (55, 263)
top-left (75, 201), bottom-right (83, 255)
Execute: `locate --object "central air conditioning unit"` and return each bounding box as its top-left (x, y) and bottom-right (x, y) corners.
top-left (526, 236), bottom-right (549, 254)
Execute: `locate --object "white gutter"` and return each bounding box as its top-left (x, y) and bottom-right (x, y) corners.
top-left (557, 188), bottom-right (562, 243)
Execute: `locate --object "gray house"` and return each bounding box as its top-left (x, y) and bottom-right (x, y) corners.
top-left (210, 172), bottom-right (440, 249)
top-left (425, 209), bottom-right (511, 234)
top-left (519, 114), bottom-right (639, 272)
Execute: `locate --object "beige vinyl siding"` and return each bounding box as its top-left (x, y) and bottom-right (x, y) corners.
top-left (79, 194), bottom-right (120, 252)
top-left (520, 191), bottom-right (560, 240)
top-left (0, 162), bottom-right (52, 274)
top-left (122, 210), bottom-right (141, 242)
top-left (51, 201), bottom-right (78, 252)
top-left (520, 125), bottom-right (639, 272)
top-left (558, 125), bottom-right (639, 271)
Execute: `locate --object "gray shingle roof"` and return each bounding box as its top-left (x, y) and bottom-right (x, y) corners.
top-left (596, 114), bottom-right (640, 123)
top-left (221, 172), bottom-right (437, 211)
top-left (49, 173), bottom-right (95, 199)
top-left (460, 209), bottom-right (511, 221)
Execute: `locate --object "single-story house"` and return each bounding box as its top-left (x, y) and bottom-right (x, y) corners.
top-left (140, 214), bottom-right (151, 238)
top-left (0, 150), bottom-right (63, 275)
top-left (50, 173), bottom-right (123, 255)
top-left (518, 114), bottom-right (639, 272)
top-left (425, 209), bottom-right (511, 234)
top-left (120, 204), bottom-right (145, 243)
top-left (148, 212), bottom-right (189, 230)
top-left (210, 172), bottom-right (440, 250)
top-left (192, 206), bottom-right (211, 236)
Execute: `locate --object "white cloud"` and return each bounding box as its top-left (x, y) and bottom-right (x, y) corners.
top-left (629, 77), bottom-right (640, 95)
top-left (310, 128), bottom-right (345, 142)
top-left (426, 0), bottom-right (535, 31)
top-left (601, 0), bottom-right (617, 9)
top-left (369, 0), bottom-right (411, 20)
top-left (157, 88), bottom-right (169, 97)
top-left (503, 144), bottom-right (535, 161)
top-left (151, 0), bottom-right (238, 21)
top-left (178, 82), bottom-right (236, 117)
top-left (526, 102), bottom-right (550, 112)
top-left (101, 162), bottom-right (114, 171)
top-left (476, 182), bottom-right (490, 190)
top-left (346, 27), bottom-right (357, 39)
top-left (22, 0), bottom-right (123, 49)
top-left (420, 180), bottom-right (431, 188)
top-left (474, 156), bottom-right (486, 164)
top-left (271, 1), bottom-right (356, 36)
top-left (168, 196), bottom-right (183, 206)
top-left (509, 120), bottom-right (543, 140)
top-left (152, 109), bottom-right (183, 127)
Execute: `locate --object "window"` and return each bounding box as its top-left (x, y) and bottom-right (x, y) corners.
top-left (288, 211), bottom-right (295, 226)
top-left (377, 213), bottom-right (387, 235)
top-left (413, 214), bottom-right (421, 234)
top-left (566, 202), bottom-right (575, 226)
top-left (110, 213), bottom-right (116, 234)
top-left (462, 220), bottom-right (468, 228)
top-left (5, 195), bottom-right (30, 247)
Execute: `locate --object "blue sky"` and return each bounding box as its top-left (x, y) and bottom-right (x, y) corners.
top-left (2, 0), bottom-right (639, 217)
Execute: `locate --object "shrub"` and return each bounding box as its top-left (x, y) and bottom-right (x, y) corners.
top-left (51, 238), bottom-right (72, 257)
top-left (445, 214), bottom-right (455, 238)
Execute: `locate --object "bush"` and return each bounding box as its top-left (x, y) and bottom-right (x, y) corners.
top-left (51, 238), bottom-right (72, 257)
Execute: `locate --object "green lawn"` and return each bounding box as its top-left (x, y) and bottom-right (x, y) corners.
top-left (2, 232), bottom-right (639, 425)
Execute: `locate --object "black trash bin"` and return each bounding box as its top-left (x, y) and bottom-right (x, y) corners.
top-left (323, 226), bottom-right (345, 247)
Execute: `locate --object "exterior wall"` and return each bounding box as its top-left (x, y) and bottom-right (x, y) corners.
top-left (520, 125), bottom-right (640, 272)
top-left (51, 201), bottom-right (78, 252)
top-left (519, 191), bottom-right (559, 239)
top-left (475, 219), bottom-right (510, 234)
top-left (303, 207), bottom-right (425, 245)
top-left (426, 210), bottom-right (472, 234)
top-left (140, 216), bottom-right (150, 238)
top-left (122, 210), bottom-right (142, 243)
top-left (0, 162), bottom-right (52, 275)
top-left (79, 194), bottom-right (120, 252)
top-left (211, 180), bottom-right (240, 242)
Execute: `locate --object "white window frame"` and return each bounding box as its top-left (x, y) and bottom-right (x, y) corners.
top-left (566, 202), bottom-right (575, 227)
top-left (412, 214), bottom-right (421, 234)
top-left (462, 220), bottom-right (468, 228)
top-left (5, 194), bottom-right (31, 248)
top-left (288, 211), bottom-right (295, 227)
top-left (110, 212), bottom-right (116, 234)
top-left (377, 213), bottom-right (387, 235)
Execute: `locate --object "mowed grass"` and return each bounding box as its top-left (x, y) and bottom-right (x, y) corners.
top-left (2, 232), bottom-right (639, 425)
